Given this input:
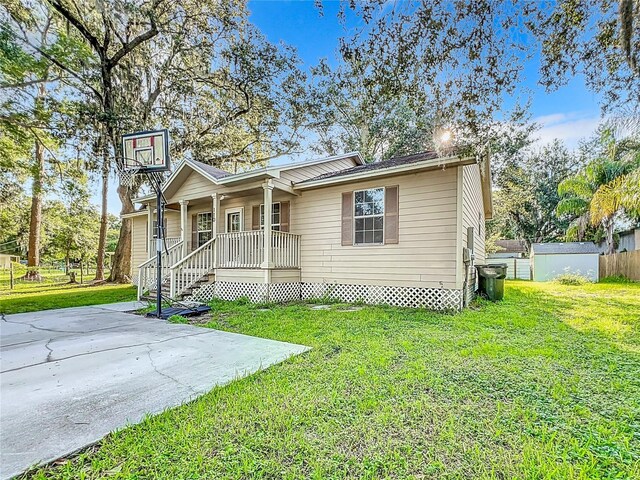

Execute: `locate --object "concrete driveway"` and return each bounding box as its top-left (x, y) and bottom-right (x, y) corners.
top-left (0, 302), bottom-right (309, 479)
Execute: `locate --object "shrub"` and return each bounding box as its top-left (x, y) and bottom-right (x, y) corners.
top-left (554, 272), bottom-right (591, 285)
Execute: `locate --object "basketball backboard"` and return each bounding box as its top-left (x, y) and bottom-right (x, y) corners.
top-left (122, 129), bottom-right (170, 172)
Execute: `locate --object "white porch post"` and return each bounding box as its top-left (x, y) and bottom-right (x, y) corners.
top-left (211, 194), bottom-right (220, 237)
top-left (179, 200), bottom-right (188, 257)
top-left (211, 193), bottom-right (220, 268)
top-left (262, 180), bottom-right (273, 273)
top-left (147, 205), bottom-right (154, 258)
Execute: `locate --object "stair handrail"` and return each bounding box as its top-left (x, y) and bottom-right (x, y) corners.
top-left (169, 237), bottom-right (216, 298)
top-left (137, 240), bottom-right (184, 299)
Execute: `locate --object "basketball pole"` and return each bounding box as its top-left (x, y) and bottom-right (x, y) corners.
top-left (121, 129), bottom-right (170, 318)
top-left (155, 185), bottom-right (163, 318)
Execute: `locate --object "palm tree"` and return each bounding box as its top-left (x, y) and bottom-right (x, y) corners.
top-left (558, 128), bottom-right (640, 254)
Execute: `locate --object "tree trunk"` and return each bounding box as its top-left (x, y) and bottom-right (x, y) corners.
top-left (95, 143), bottom-right (109, 281)
top-left (604, 217), bottom-right (615, 255)
top-left (108, 184), bottom-right (135, 282)
top-left (106, 124), bottom-right (135, 283)
top-left (25, 137), bottom-right (45, 281)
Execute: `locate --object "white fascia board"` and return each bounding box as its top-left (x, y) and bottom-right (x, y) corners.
top-left (132, 193), bottom-right (155, 204)
top-left (295, 155), bottom-right (477, 189)
top-left (120, 210), bottom-right (149, 219)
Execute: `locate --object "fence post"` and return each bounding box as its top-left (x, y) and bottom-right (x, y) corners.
top-left (10, 262), bottom-right (14, 290)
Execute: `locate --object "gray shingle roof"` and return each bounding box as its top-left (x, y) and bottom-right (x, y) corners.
top-left (298, 150), bottom-right (444, 184)
top-left (495, 239), bottom-right (527, 253)
top-left (188, 159), bottom-right (231, 179)
top-left (531, 242), bottom-right (600, 255)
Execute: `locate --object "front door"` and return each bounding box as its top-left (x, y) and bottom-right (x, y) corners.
top-left (225, 208), bottom-right (243, 232)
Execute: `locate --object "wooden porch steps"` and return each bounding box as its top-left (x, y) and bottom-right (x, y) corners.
top-left (141, 272), bottom-right (214, 301)
top-left (180, 272), bottom-right (215, 297)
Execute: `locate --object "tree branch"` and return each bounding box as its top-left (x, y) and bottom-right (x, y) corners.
top-left (47, 0), bottom-right (104, 58)
top-left (0, 77), bottom-right (61, 89)
top-left (108, 16), bottom-right (159, 68)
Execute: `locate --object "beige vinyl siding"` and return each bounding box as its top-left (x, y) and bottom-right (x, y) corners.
top-left (292, 167), bottom-right (459, 289)
top-left (461, 163), bottom-right (486, 269)
top-left (216, 268), bottom-right (264, 283)
top-left (280, 158), bottom-right (357, 183)
top-left (165, 211), bottom-right (180, 238)
top-left (216, 268), bottom-right (300, 284)
top-left (130, 215), bottom-right (148, 271)
top-left (167, 170), bottom-right (214, 203)
top-left (271, 269), bottom-right (301, 283)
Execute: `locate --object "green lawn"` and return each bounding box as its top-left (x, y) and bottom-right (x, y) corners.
top-left (23, 280), bottom-right (640, 479)
top-left (0, 284), bottom-right (137, 314)
top-left (0, 268), bottom-right (110, 293)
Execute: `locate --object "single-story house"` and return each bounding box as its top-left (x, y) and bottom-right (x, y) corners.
top-left (125, 150), bottom-right (492, 311)
top-left (488, 239), bottom-right (527, 259)
top-left (531, 242), bottom-right (600, 282)
top-left (0, 254), bottom-right (20, 269)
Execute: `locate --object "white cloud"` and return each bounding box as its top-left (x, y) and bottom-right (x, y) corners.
top-left (533, 111), bottom-right (601, 149)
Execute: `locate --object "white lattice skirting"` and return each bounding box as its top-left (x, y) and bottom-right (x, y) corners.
top-left (301, 283), bottom-right (463, 311)
top-left (187, 281), bottom-right (463, 311)
top-left (185, 281), bottom-right (301, 304)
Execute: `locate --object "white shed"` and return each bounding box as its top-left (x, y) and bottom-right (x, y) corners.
top-left (530, 242), bottom-right (600, 282)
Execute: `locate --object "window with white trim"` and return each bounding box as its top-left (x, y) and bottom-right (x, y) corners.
top-left (152, 218), bottom-right (167, 239)
top-left (197, 212), bottom-right (212, 246)
top-left (260, 202), bottom-right (281, 231)
top-left (354, 188), bottom-right (384, 244)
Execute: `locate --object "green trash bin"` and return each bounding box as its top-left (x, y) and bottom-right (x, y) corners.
top-left (476, 264), bottom-right (507, 301)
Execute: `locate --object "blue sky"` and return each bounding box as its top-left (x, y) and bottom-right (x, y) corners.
top-left (248, 0), bottom-right (603, 147)
top-left (100, 1), bottom-right (603, 214)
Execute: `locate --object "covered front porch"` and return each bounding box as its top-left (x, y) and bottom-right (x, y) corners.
top-left (137, 178), bottom-right (301, 299)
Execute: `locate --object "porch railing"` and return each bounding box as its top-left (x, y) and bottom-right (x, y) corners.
top-left (216, 230), bottom-right (300, 269)
top-left (217, 231), bottom-right (263, 268)
top-left (148, 236), bottom-right (181, 256)
top-left (169, 237), bottom-right (216, 298)
top-left (271, 231), bottom-right (301, 268)
top-left (137, 239), bottom-right (184, 299)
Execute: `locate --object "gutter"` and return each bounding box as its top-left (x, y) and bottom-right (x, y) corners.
top-left (120, 210), bottom-right (149, 219)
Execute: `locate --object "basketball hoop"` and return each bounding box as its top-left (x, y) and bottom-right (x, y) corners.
top-left (118, 165), bottom-right (141, 187)
top-left (120, 128), bottom-right (171, 319)
top-left (118, 129), bottom-right (170, 188)
top-left (122, 129), bottom-right (170, 173)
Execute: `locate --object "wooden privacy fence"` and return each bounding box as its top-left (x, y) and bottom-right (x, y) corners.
top-left (599, 250), bottom-right (640, 281)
